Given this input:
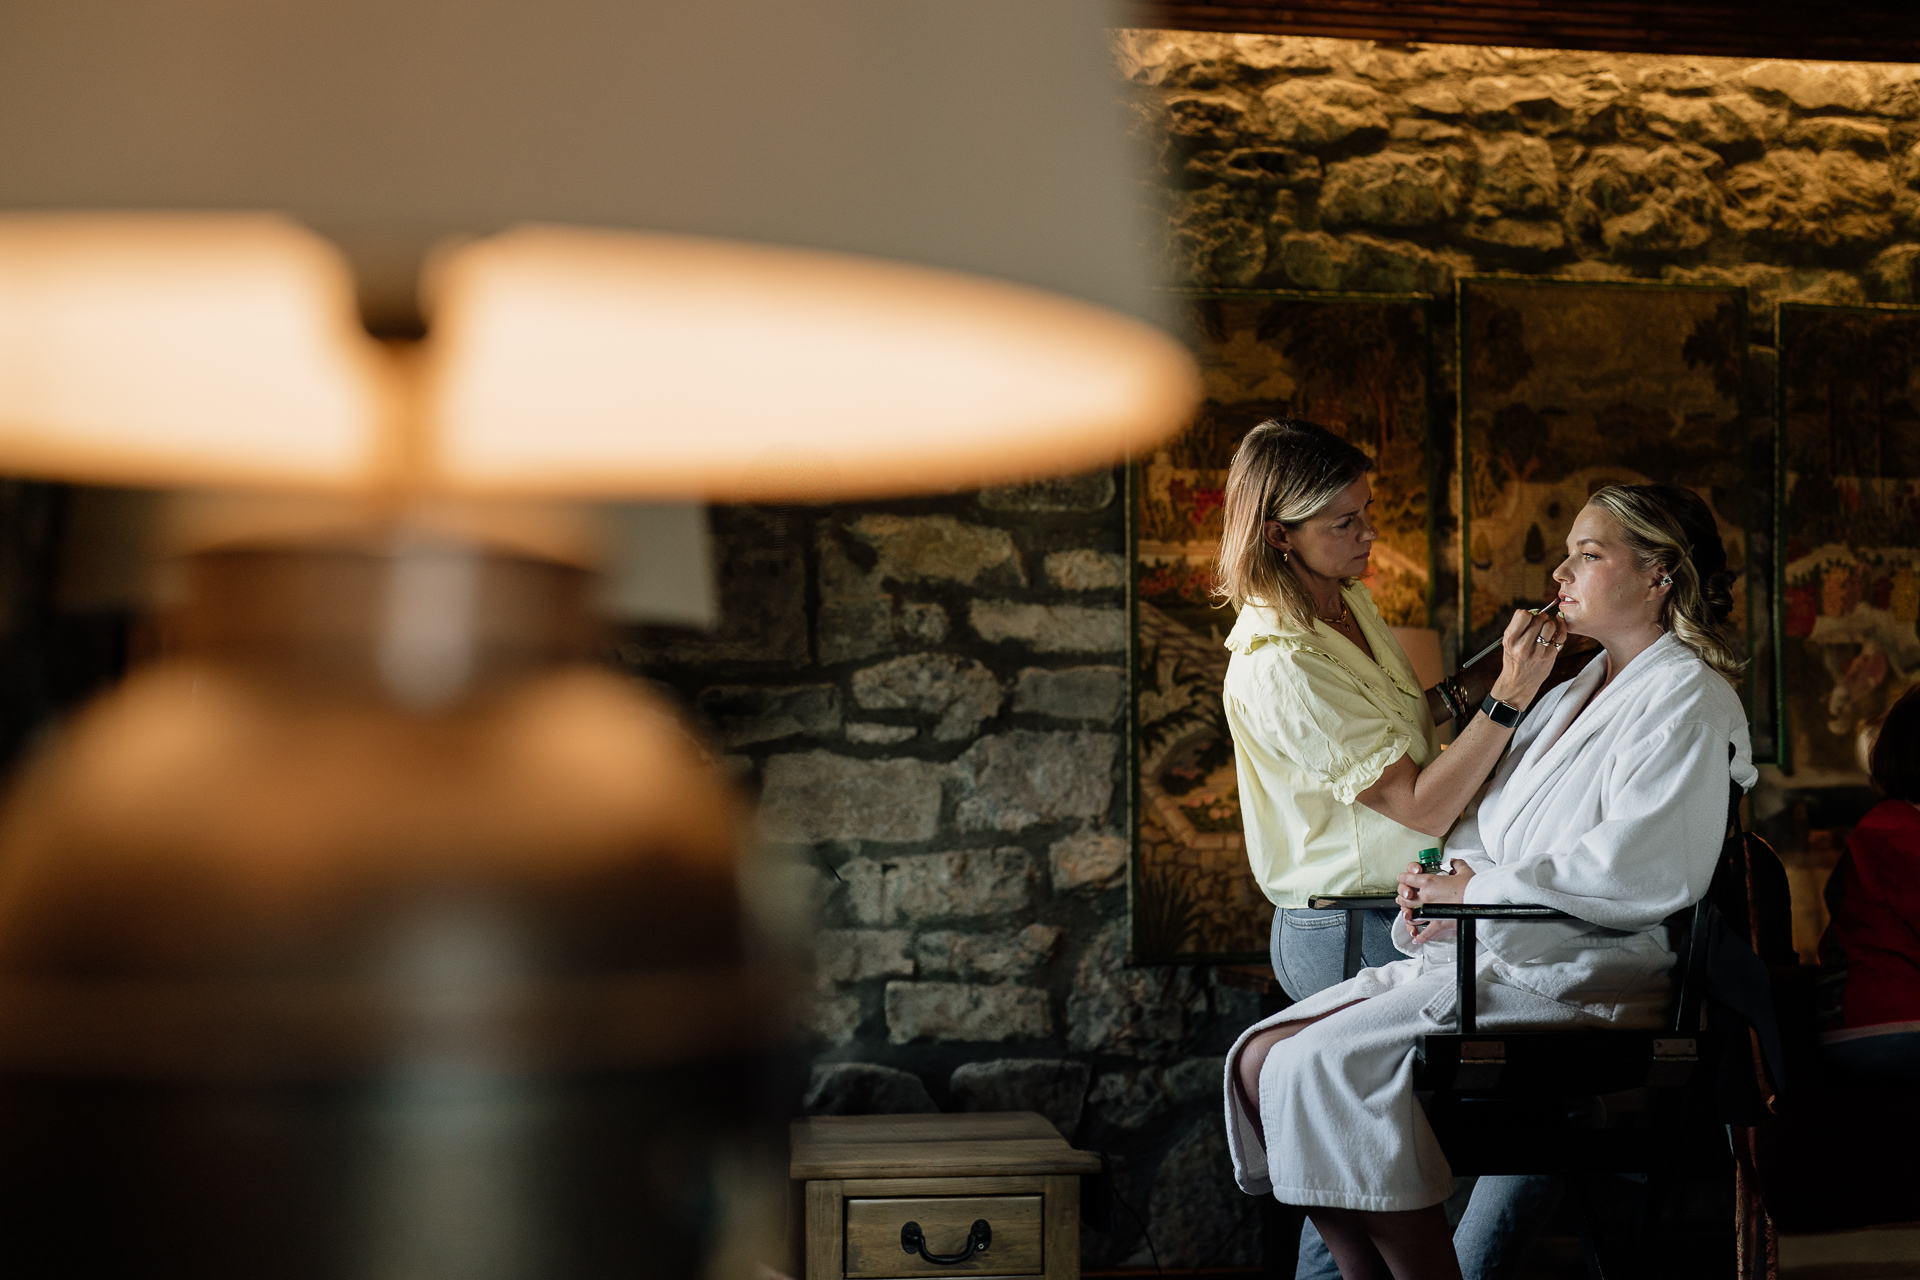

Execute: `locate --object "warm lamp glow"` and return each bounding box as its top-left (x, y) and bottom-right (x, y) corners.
top-left (0, 216), bottom-right (1198, 502)
top-left (0, 215), bottom-right (390, 492)
top-left (423, 226), bottom-right (1200, 502)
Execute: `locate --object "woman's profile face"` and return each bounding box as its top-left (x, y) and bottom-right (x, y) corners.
top-left (1265, 475), bottom-right (1377, 582)
top-left (1551, 504), bottom-right (1666, 640)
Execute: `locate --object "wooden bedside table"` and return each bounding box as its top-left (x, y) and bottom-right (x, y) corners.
top-left (790, 1111), bottom-right (1103, 1280)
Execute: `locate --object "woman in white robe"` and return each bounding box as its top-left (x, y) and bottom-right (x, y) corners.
top-left (1222, 483), bottom-right (1758, 1280)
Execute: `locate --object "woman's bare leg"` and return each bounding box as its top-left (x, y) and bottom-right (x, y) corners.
top-left (1308, 1208), bottom-right (1392, 1280)
top-left (1230, 1001), bottom-right (1363, 1147)
top-left (1307, 1206), bottom-right (1461, 1280)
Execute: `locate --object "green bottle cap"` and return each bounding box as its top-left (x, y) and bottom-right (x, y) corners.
top-left (1417, 847), bottom-right (1443, 870)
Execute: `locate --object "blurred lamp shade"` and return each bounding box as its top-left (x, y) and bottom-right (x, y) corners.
top-left (0, 0), bottom-right (1200, 504)
top-left (0, 214), bottom-right (1196, 502)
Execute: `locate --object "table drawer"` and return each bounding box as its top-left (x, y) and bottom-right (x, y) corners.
top-left (844, 1194), bottom-right (1043, 1278)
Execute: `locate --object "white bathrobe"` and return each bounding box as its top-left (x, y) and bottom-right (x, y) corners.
top-left (1223, 633), bottom-right (1759, 1211)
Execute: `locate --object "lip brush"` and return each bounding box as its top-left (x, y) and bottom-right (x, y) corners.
top-left (1459, 601), bottom-right (1560, 671)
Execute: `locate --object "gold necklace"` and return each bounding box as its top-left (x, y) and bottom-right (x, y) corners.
top-left (1316, 597), bottom-right (1352, 628)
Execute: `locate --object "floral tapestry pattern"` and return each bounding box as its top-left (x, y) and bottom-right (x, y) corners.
top-left (1459, 278), bottom-right (1776, 760)
top-left (1131, 294), bottom-right (1431, 962)
top-left (1778, 303), bottom-right (1920, 780)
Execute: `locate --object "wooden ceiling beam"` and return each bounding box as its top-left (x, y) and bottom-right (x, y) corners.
top-left (1138, 2), bottom-right (1920, 64)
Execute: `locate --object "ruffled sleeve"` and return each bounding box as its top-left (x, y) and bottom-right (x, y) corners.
top-left (1253, 646), bottom-right (1413, 806)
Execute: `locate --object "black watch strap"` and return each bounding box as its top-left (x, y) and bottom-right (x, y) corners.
top-left (1480, 693), bottom-right (1523, 728)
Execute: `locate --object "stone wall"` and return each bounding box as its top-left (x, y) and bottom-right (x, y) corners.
top-left (1124, 31), bottom-right (1920, 319)
top-left (622, 34), bottom-right (1920, 1270)
top-left (624, 488), bottom-right (1266, 1268)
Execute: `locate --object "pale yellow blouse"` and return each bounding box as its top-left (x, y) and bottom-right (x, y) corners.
top-left (1221, 583), bottom-right (1441, 908)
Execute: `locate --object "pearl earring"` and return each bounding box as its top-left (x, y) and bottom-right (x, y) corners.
top-left (1282, 551), bottom-right (1290, 563)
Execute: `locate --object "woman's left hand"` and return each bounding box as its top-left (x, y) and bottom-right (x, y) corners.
top-left (1397, 860), bottom-right (1475, 946)
top-left (1397, 859), bottom-right (1474, 908)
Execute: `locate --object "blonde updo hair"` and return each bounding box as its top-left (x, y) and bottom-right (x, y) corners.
top-left (1214, 419), bottom-right (1374, 631)
top-left (1585, 483), bottom-right (1743, 681)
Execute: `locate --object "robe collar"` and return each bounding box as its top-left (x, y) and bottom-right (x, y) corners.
top-left (1480, 631), bottom-right (1690, 852)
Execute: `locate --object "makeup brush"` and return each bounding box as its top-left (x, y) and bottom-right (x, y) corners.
top-left (1460, 601), bottom-right (1560, 670)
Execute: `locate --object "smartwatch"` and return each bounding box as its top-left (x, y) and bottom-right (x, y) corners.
top-left (1480, 693), bottom-right (1524, 728)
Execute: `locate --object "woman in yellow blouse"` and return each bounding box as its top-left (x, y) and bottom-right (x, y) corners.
top-left (1217, 419), bottom-right (1566, 1280)
top-left (1217, 418), bottom-right (1566, 994)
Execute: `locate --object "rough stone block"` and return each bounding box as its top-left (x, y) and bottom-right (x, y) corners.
top-left (847, 514), bottom-right (1025, 588)
top-left (1475, 135), bottom-right (1560, 214)
top-left (1044, 550), bottom-right (1127, 592)
top-left (1067, 923), bottom-right (1207, 1060)
top-left (896, 602), bottom-right (949, 644)
top-left (818, 596), bottom-right (895, 666)
top-left (1786, 116), bottom-right (1890, 155)
top-left (1229, 33), bottom-right (1343, 75)
top-left (1567, 144), bottom-right (1722, 252)
top-left (1275, 231), bottom-right (1470, 294)
top-left (1723, 150), bottom-right (1893, 248)
top-left (950, 1058), bottom-right (1094, 1136)
top-left (1872, 76), bottom-right (1920, 121)
top-left (1148, 1120), bottom-right (1260, 1266)
top-left (1740, 60), bottom-right (1873, 113)
top-left (696, 684), bottom-right (842, 747)
top-left (1635, 61), bottom-right (1722, 94)
top-left (1049, 828), bottom-right (1130, 892)
top-left (815, 929), bottom-right (915, 987)
top-left (1402, 83), bottom-right (1463, 115)
top-left (1259, 78), bottom-right (1388, 149)
top-left (885, 982), bottom-right (1052, 1044)
top-left (1161, 93), bottom-right (1256, 145)
top-left (1184, 147), bottom-right (1323, 191)
top-left (1867, 243), bottom-right (1920, 302)
top-left (838, 849), bottom-right (1040, 925)
top-left (1460, 217), bottom-right (1565, 253)
top-left (977, 473), bottom-right (1115, 512)
top-left (1458, 74), bottom-right (1564, 116)
top-left (916, 923), bottom-right (1064, 980)
top-left (852, 654), bottom-right (1003, 741)
top-left (953, 731), bottom-right (1117, 831)
top-left (1638, 93), bottom-right (1778, 148)
top-left (1320, 151), bottom-right (1463, 227)
top-left (1167, 184), bottom-right (1266, 286)
top-left (802, 1062), bottom-right (937, 1115)
top-left (805, 995), bottom-right (862, 1045)
top-left (1390, 118), bottom-right (1465, 142)
top-left (846, 722), bottom-right (916, 744)
top-left (1086, 1058), bottom-right (1225, 1131)
top-left (758, 752), bottom-right (944, 845)
top-left (970, 602), bottom-right (1126, 652)
top-left (1012, 667), bottom-right (1127, 723)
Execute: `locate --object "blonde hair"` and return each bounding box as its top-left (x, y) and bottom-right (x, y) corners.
top-left (1213, 419), bottom-right (1373, 630)
top-left (1586, 483), bottom-right (1744, 681)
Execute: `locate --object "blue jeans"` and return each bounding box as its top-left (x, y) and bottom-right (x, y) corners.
top-left (1268, 908), bottom-right (1564, 1280)
top-left (1821, 1029), bottom-right (1920, 1083)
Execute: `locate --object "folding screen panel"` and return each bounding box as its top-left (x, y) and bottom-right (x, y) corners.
top-left (1457, 277), bottom-right (1776, 762)
top-left (1776, 301), bottom-right (1920, 779)
top-left (1129, 292), bottom-right (1433, 963)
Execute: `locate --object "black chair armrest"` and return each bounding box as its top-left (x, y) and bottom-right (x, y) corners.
top-left (1414, 904), bottom-right (1579, 1032)
top-left (1411, 904), bottom-right (1574, 920)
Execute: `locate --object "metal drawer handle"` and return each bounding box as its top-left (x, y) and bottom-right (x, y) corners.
top-left (900, 1219), bottom-right (990, 1264)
